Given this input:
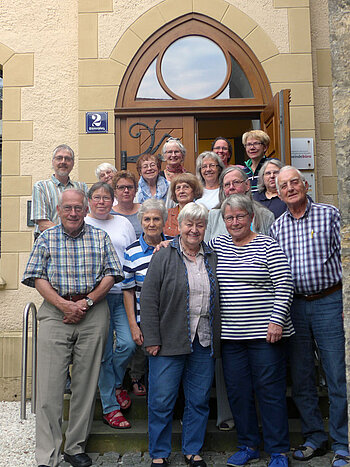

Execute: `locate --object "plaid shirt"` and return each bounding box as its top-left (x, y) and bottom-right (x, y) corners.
top-left (270, 199), bottom-right (342, 295)
top-left (31, 175), bottom-right (88, 234)
top-left (22, 223), bottom-right (124, 296)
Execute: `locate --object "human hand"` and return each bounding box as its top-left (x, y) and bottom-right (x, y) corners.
top-left (266, 322), bottom-right (283, 343)
top-left (146, 345), bottom-right (160, 356)
top-left (60, 299), bottom-right (87, 324)
top-left (153, 240), bottom-right (171, 253)
top-left (131, 325), bottom-right (144, 346)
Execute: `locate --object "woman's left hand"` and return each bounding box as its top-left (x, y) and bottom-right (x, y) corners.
top-left (146, 345), bottom-right (160, 356)
top-left (266, 323), bottom-right (283, 343)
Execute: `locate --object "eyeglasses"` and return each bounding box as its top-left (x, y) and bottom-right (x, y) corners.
top-left (244, 142), bottom-right (264, 148)
top-left (61, 205), bottom-right (84, 213)
top-left (213, 146), bottom-right (229, 151)
top-left (141, 163), bottom-right (157, 170)
top-left (91, 195), bottom-right (112, 202)
top-left (223, 180), bottom-right (245, 188)
top-left (116, 185), bottom-right (135, 191)
top-left (201, 163), bottom-right (219, 170)
top-left (224, 213), bottom-right (249, 223)
top-left (54, 155), bottom-right (74, 162)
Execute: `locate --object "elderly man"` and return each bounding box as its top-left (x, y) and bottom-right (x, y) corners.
top-left (22, 189), bottom-right (124, 467)
top-left (31, 144), bottom-right (88, 239)
top-left (270, 166), bottom-right (349, 467)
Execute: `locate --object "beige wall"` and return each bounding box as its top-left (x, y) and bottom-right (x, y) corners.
top-left (0, 0), bottom-right (335, 399)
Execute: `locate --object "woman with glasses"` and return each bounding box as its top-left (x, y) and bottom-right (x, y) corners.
top-left (242, 130), bottom-right (271, 193)
top-left (111, 170), bottom-right (142, 239)
top-left (195, 151), bottom-right (225, 210)
top-left (208, 194), bottom-right (294, 467)
top-left (211, 136), bottom-right (233, 167)
top-left (160, 137), bottom-right (187, 182)
top-left (136, 153), bottom-right (169, 204)
top-left (85, 182), bottom-right (137, 429)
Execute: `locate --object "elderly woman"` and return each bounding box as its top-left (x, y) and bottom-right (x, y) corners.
top-left (123, 199), bottom-right (172, 396)
top-left (195, 151), bottom-right (225, 209)
top-left (111, 170), bottom-right (142, 238)
top-left (211, 136), bottom-right (233, 167)
top-left (136, 153), bottom-right (169, 204)
top-left (160, 137), bottom-right (187, 182)
top-left (140, 202), bottom-right (221, 467)
top-left (242, 130), bottom-right (270, 192)
top-left (253, 159), bottom-right (287, 219)
top-left (208, 194), bottom-right (294, 467)
top-left (85, 182), bottom-right (136, 429)
top-left (164, 173), bottom-right (203, 237)
top-left (95, 162), bottom-right (117, 185)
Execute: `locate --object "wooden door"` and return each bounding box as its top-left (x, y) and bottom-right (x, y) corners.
top-left (260, 89), bottom-right (291, 164)
top-left (116, 115), bottom-right (196, 175)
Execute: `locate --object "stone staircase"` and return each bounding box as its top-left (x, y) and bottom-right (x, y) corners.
top-left (63, 385), bottom-right (330, 455)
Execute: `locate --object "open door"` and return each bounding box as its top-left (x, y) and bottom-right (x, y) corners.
top-left (260, 89), bottom-right (291, 165)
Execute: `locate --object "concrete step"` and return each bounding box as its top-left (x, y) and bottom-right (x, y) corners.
top-left (62, 419), bottom-right (329, 455)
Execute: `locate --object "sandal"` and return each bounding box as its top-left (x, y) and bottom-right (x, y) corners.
top-left (292, 442), bottom-right (327, 461)
top-left (103, 409), bottom-right (131, 429)
top-left (132, 379), bottom-right (146, 396)
top-left (332, 450), bottom-right (350, 467)
top-left (115, 388), bottom-right (131, 410)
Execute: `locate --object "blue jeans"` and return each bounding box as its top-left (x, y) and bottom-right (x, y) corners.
top-left (98, 293), bottom-right (136, 414)
top-left (148, 336), bottom-right (215, 459)
top-left (222, 339), bottom-right (290, 454)
top-left (289, 289), bottom-right (348, 451)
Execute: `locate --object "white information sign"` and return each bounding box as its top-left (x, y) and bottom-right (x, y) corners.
top-left (291, 138), bottom-right (314, 169)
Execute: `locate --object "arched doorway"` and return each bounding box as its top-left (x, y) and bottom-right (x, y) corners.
top-left (115, 13), bottom-right (290, 173)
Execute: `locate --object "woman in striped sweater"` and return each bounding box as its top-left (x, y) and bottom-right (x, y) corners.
top-left (208, 194), bottom-right (294, 467)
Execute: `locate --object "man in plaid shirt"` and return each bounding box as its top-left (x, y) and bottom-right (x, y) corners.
top-left (271, 166), bottom-right (349, 467)
top-left (22, 188), bottom-right (124, 467)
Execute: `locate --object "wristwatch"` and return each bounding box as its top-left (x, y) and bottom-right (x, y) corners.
top-left (85, 296), bottom-right (94, 308)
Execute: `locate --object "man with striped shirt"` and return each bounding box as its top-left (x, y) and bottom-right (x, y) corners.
top-left (271, 166), bottom-right (349, 467)
top-left (31, 144), bottom-right (88, 239)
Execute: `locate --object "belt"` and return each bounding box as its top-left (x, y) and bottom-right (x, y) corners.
top-left (62, 294), bottom-right (87, 302)
top-left (295, 282), bottom-right (342, 302)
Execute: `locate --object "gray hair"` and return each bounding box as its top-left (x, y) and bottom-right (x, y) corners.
top-left (178, 202), bottom-right (209, 226)
top-left (218, 166), bottom-right (249, 205)
top-left (195, 151), bottom-right (225, 185)
top-left (221, 194), bottom-right (254, 219)
top-left (95, 162), bottom-right (117, 179)
top-left (137, 198), bottom-right (168, 224)
top-left (53, 144), bottom-right (74, 160)
top-left (58, 188), bottom-right (88, 209)
top-left (257, 159), bottom-right (283, 193)
top-left (275, 165), bottom-right (306, 194)
top-left (88, 181), bottom-right (115, 200)
top-left (161, 137), bottom-right (186, 159)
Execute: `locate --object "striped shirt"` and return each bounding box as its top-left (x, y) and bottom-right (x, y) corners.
top-left (270, 199), bottom-right (342, 295)
top-left (122, 233), bottom-right (171, 323)
top-left (22, 223), bottom-right (123, 295)
top-left (208, 234), bottom-right (294, 340)
top-left (31, 175), bottom-right (88, 234)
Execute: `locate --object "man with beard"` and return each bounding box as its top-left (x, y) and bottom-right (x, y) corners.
top-left (31, 144), bottom-right (88, 240)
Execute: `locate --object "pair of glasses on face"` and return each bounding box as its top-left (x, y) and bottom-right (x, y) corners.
top-left (61, 205), bottom-right (84, 213)
top-left (91, 196), bottom-right (112, 202)
top-left (202, 163), bottom-right (219, 170)
top-left (244, 142), bottom-right (264, 148)
top-left (54, 156), bottom-right (73, 162)
top-left (224, 213), bottom-right (249, 223)
top-left (141, 163), bottom-right (157, 170)
top-left (116, 185), bottom-right (134, 191)
top-left (223, 180), bottom-right (245, 189)
top-left (213, 146), bottom-right (229, 151)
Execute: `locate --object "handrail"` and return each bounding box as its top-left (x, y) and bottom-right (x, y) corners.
top-left (20, 302), bottom-right (38, 420)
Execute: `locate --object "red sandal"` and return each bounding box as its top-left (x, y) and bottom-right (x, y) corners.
top-left (132, 379), bottom-right (146, 396)
top-left (115, 388), bottom-right (131, 409)
top-left (103, 409), bottom-right (131, 429)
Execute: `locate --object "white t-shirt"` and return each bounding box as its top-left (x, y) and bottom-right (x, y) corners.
top-left (84, 215), bottom-right (136, 294)
top-left (196, 187), bottom-right (220, 210)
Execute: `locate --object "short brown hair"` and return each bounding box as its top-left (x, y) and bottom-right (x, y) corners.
top-left (170, 173), bottom-right (203, 202)
top-left (136, 153), bottom-right (162, 175)
top-left (112, 170), bottom-right (137, 191)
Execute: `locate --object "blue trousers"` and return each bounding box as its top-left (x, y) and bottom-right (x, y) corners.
top-left (98, 293), bottom-right (136, 414)
top-left (148, 336), bottom-right (215, 459)
top-left (289, 290), bottom-right (348, 451)
top-left (222, 339), bottom-right (290, 454)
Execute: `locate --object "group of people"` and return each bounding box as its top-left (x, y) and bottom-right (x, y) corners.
top-left (22, 131), bottom-right (349, 467)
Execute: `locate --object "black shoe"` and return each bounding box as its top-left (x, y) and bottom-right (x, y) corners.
top-left (184, 455), bottom-right (207, 467)
top-left (150, 459), bottom-right (169, 467)
top-left (63, 452), bottom-right (92, 467)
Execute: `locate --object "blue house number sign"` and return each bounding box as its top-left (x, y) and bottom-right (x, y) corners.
top-left (86, 112), bottom-right (108, 133)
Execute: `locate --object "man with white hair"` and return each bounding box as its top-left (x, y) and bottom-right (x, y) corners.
top-left (270, 165), bottom-right (349, 467)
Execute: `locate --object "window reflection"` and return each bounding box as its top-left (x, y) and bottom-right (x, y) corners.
top-left (161, 36), bottom-right (227, 100)
top-left (137, 59), bottom-right (172, 100)
top-left (216, 56), bottom-right (253, 99)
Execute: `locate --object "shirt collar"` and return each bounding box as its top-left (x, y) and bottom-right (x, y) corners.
top-left (51, 174), bottom-right (73, 188)
top-left (60, 221), bottom-right (86, 238)
top-left (139, 232), bottom-right (166, 253)
top-left (179, 237), bottom-right (204, 258)
top-left (286, 197), bottom-right (312, 220)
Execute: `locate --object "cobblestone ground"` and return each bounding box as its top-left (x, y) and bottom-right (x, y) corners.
top-left (59, 450), bottom-right (335, 466)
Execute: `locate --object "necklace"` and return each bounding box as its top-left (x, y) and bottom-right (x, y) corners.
top-left (180, 239), bottom-right (200, 257)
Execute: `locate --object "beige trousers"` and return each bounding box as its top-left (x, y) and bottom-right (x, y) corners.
top-left (35, 299), bottom-right (109, 467)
